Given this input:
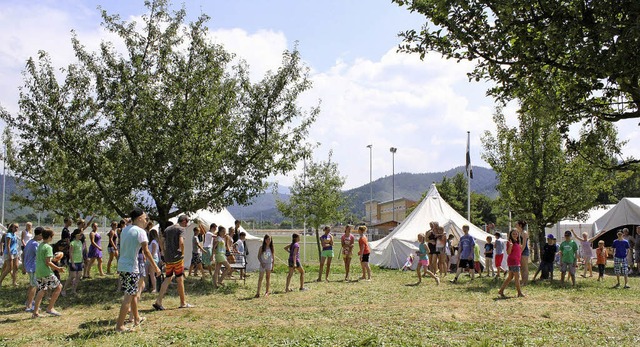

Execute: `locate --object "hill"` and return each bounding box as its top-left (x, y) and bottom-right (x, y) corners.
top-left (229, 166), bottom-right (497, 223)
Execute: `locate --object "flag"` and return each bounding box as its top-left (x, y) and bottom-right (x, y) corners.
top-left (466, 133), bottom-right (473, 179)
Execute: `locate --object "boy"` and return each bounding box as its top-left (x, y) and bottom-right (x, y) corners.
top-left (559, 230), bottom-right (578, 286)
top-left (24, 227), bottom-right (43, 312)
top-left (533, 234), bottom-right (556, 281)
top-left (494, 232), bottom-right (506, 278)
top-left (450, 225), bottom-right (475, 283)
top-left (33, 228), bottom-right (65, 317)
top-left (484, 236), bottom-right (494, 277)
top-left (612, 231), bottom-right (630, 288)
top-left (595, 240), bottom-right (607, 281)
top-left (234, 232), bottom-right (247, 280)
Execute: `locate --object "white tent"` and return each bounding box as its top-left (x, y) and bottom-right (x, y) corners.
top-left (370, 184), bottom-right (504, 270)
top-left (160, 208), bottom-right (262, 271)
top-left (545, 204), bottom-right (615, 240)
top-left (591, 198), bottom-right (640, 234)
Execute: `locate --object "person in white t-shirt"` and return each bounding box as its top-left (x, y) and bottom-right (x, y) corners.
top-left (202, 223), bottom-right (216, 278)
top-left (115, 208), bottom-right (159, 332)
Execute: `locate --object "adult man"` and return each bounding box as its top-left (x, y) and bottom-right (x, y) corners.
top-left (116, 207), bottom-right (160, 332)
top-left (450, 225), bottom-right (475, 283)
top-left (154, 215), bottom-right (192, 310)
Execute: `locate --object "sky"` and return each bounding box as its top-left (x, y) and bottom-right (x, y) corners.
top-left (1, 0), bottom-right (639, 190)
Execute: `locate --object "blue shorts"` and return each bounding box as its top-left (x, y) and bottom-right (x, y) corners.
top-left (69, 262), bottom-right (83, 272)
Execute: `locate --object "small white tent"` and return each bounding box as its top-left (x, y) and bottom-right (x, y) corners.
top-left (370, 184), bottom-right (503, 269)
top-left (545, 204), bottom-right (615, 240)
top-left (160, 208), bottom-right (262, 271)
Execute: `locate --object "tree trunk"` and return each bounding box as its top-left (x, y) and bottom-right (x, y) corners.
top-left (315, 227), bottom-right (321, 262)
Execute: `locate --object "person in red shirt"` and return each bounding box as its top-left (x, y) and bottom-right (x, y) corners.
top-left (357, 226), bottom-right (371, 281)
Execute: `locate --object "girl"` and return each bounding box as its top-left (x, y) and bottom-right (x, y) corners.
top-left (498, 229), bottom-right (525, 298)
top-left (317, 226), bottom-right (333, 282)
top-left (106, 221), bottom-right (118, 275)
top-left (571, 229), bottom-right (593, 278)
top-left (213, 226), bottom-right (233, 288)
top-left (341, 225), bottom-right (355, 281)
top-left (595, 240), bottom-right (607, 281)
top-left (435, 226), bottom-right (447, 277)
top-left (0, 223), bottom-right (19, 287)
top-left (33, 228), bottom-right (64, 318)
top-left (225, 227), bottom-right (236, 266)
top-left (516, 220), bottom-right (530, 285)
top-left (62, 230), bottom-right (83, 296)
top-left (357, 226), bottom-right (371, 281)
top-left (255, 234), bottom-right (274, 298)
top-left (415, 233), bottom-right (440, 285)
top-left (87, 222), bottom-right (104, 276)
top-left (285, 233), bottom-right (306, 292)
top-left (146, 229), bottom-right (160, 293)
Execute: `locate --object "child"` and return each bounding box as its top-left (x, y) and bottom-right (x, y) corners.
top-left (572, 229), bottom-right (593, 278)
top-left (357, 226), bottom-right (371, 281)
top-left (533, 234), bottom-right (556, 281)
top-left (498, 229), bottom-right (525, 298)
top-left (318, 226), bottom-right (334, 281)
top-left (473, 243), bottom-right (483, 277)
top-left (255, 234), bottom-right (274, 298)
top-left (596, 240), bottom-right (607, 281)
top-left (33, 228), bottom-right (65, 317)
top-left (0, 223), bottom-right (19, 287)
top-left (341, 225), bottom-right (355, 281)
top-left (493, 232), bottom-right (506, 278)
top-left (202, 223), bottom-right (217, 278)
top-left (612, 231), bottom-right (630, 288)
top-left (62, 230), bottom-right (84, 296)
top-left (449, 247), bottom-right (458, 273)
top-left (484, 236), bottom-right (494, 277)
top-left (106, 221), bottom-right (118, 275)
top-left (401, 254), bottom-right (414, 272)
top-left (559, 230), bottom-right (578, 286)
top-left (234, 232), bottom-right (247, 280)
top-left (285, 233), bottom-right (306, 292)
top-left (146, 229), bottom-right (160, 293)
top-left (24, 227), bottom-right (43, 312)
top-left (189, 226), bottom-right (205, 277)
top-left (415, 234), bottom-right (440, 285)
top-left (213, 226), bottom-right (233, 288)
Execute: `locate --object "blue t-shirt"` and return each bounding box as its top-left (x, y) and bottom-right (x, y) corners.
top-left (458, 234), bottom-right (475, 260)
top-left (4, 232), bottom-right (18, 255)
top-left (612, 239), bottom-right (630, 259)
top-left (494, 239), bottom-right (505, 255)
top-left (24, 239), bottom-right (39, 273)
top-left (117, 225), bottom-right (148, 273)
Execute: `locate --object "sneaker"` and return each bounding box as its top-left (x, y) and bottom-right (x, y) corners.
top-left (46, 310), bottom-right (62, 317)
top-left (152, 303), bottom-right (165, 311)
top-left (449, 278), bottom-right (458, 283)
top-left (299, 287), bottom-right (308, 291)
top-left (25, 307), bottom-right (34, 312)
top-left (624, 285), bottom-right (631, 289)
top-left (613, 283), bottom-right (620, 288)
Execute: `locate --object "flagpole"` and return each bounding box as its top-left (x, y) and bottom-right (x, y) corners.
top-left (467, 131), bottom-right (471, 222)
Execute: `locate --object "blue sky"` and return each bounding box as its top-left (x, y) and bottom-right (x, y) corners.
top-left (1, 0), bottom-right (638, 190)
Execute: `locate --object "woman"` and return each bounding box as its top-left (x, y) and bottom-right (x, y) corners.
top-left (86, 222), bottom-right (104, 276)
top-left (516, 220), bottom-right (529, 285)
top-left (106, 221), bottom-right (118, 275)
top-left (425, 222), bottom-right (439, 275)
top-left (498, 229), bottom-right (525, 298)
top-left (435, 226), bottom-right (448, 277)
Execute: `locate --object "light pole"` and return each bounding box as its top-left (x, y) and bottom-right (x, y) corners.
top-left (389, 147), bottom-right (397, 222)
top-left (366, 145), bottom-right (373, 226)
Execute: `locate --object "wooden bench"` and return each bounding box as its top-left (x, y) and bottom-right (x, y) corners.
top-left (221, 255), bottom-right (246, 285)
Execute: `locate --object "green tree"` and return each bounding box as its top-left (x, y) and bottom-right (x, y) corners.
top-left (0, 0), bottom-right (317, 227)
top-left (482, 94), bottom-right (613, 261)
top-left (394, 0), bottom-right (639, 167)
top-left (277, 152), bottom-right (347, 259)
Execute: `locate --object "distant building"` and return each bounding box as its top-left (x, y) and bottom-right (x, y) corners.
top-left (364, 198), bottom-right (416, 236)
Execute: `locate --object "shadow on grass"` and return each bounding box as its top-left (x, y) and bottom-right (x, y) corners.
top-left (0, 317), bottom-right (31, 325)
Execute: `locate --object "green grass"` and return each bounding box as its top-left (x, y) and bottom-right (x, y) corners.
top-left (0, 263), bottom-right (639, 346)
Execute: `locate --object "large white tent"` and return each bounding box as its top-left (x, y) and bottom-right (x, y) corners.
top-left (592, 198), bottom-right (640, 234)
top-left (160, 208), bottom-right (262, 271)
top-left (370, 184), bottom-right (504, 270)
top-left (545, 204), bottom-right (615, 240)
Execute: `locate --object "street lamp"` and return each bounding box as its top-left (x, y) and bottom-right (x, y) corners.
top-left (389, 147), bottom-right (397, 222)
top-left (366, 145), bottom-right (373, 226)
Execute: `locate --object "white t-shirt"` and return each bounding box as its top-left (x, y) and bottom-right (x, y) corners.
top-left (203, 231), bottom-right (214, 248)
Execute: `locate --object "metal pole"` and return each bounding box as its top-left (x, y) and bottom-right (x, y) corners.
top-left (390, 147), bottom-right (397, 222)
top-left (467, 131), bottom-right (471, 222)
top-left (303, 157), bottom-right (306, 262)
top-left (367, 145), bottom-right (372, 226)
top-left (1, 145), bottom-right (5, 227)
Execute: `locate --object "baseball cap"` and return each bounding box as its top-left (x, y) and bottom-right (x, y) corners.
top-left (546, 233), bottom-right (555, 240)
top-left (564, 230), bottom-right (572, 237)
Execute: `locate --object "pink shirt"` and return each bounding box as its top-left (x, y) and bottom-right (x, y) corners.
top-left (506, 241), bottom-right (522, 267)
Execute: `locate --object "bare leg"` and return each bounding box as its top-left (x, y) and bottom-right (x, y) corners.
top-left (116, 294), bottom-right (134, 331)
top-left (96, 258), bottom-right (104, 276)
top-left (298, 267), bottom-right (305, 289)
top-left (317, 257), bottom-right (325, 281)
top-left (46, 284), bottom-right (62, 312)
top-left (285, 267), bottom-right (294, 291)
top-left (176, 276), bottom-right (186, 306)
top-left (498, 272), bottom-right (513, 296)
top-left (155, 275), bottom-right (173, 307)
top-left (265, 270), bottom-right (271, 294)
top-left (325, 258), bottom-right (332, 281)
top-left (256, 269), bottom-right (264, 297)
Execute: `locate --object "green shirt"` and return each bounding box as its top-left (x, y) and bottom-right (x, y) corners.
top-left (473, 244), bottom-right (481, 261)
top-left (560, 240), bottom-right (578, 263)
top-left (35, 243), bottom-right (54, 279)
top-left (70, 239), bottom-right (83, 263)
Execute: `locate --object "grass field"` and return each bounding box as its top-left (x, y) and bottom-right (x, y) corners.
top-left (0, 260), bottom-right (639, 346)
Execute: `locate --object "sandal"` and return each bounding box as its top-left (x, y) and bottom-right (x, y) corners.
top-left (134, 316), bottom-right (146, 326)
top-left (178, 303), bottom-right (194, 308)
